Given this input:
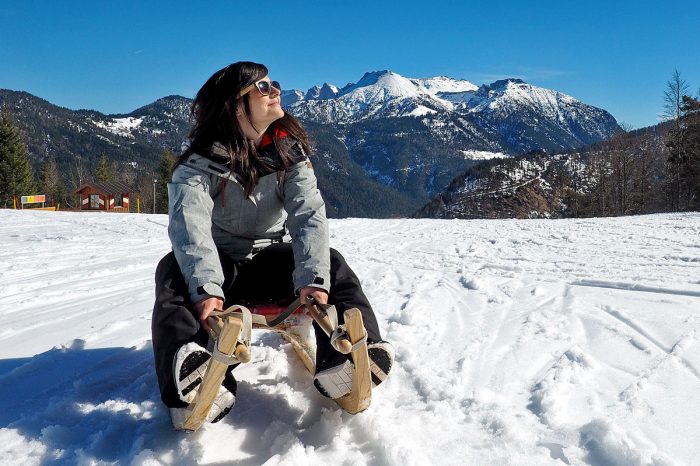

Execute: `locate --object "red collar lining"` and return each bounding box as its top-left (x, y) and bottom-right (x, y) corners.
top-left (261, 126), bottom-right (289, 148)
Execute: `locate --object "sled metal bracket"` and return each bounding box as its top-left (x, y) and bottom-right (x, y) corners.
top-left (305, 296), bottom-right (353, 354)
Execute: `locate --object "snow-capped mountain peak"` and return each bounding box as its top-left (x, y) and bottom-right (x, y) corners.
top-left (304, 83), bottom-right (339, 100)
top-left (413, 75), bottom-right (479, 95)
top-left (288, 70), bottom-right (463, 123)
top-left (281, 89), bottom-right (305, 107)
top-left (467, 78), bottom-right (576, 114)
top-left (282, 71), bottom-right (619, 151)
top-left (339, 70), bottom-right (425, 101)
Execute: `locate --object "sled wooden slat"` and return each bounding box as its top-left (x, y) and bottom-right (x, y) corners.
top-left (277, 329), bottom-right (316, 374)
top-left (334, 308), bottom-right (372, 414)
top-left (175, 304), bottom-right (372, 431)
top-left (181, 316), bottom-right (242, 431)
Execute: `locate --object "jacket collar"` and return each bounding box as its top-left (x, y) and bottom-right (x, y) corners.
top-left (208, 124), bottom-right (289, 158)
top-left (260, 125), bottom-right (289, 148)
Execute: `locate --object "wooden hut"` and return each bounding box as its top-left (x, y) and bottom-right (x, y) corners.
top-left (74, 181), bottom-right (136, 212)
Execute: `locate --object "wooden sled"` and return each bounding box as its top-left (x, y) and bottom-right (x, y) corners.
top-left (323, 308), bottom-right (372, 414)
top-left (179, 311), bottom-right (251, 432)
top-left (178, 301), bottom-right (371, 431)
top-left (267, 306), bottom-right (372, 414)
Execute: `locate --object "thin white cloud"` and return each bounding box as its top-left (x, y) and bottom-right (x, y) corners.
top-left (517, 67), bottom-right (571, 80)
top-left (465, 67), bottom-right (571, 85)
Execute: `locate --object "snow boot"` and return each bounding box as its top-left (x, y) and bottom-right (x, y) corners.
top-left (314, 339), bottom-right (394, 399)
top-left (367, 340), bottom-right (394, 387)
top-left (169, 342), bottom-right (238, 428)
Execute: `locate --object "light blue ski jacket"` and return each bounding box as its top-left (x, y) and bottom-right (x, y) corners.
top-left (167, 141), bottom-right (330, 304)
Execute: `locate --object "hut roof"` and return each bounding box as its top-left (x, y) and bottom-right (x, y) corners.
top-left (74, 181), bottom-right (137, 196)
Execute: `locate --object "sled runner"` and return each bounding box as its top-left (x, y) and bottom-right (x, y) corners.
top-left (179, 305), bottom-right (251, 431)
top-left (178, 299), bottom-right (371, 431)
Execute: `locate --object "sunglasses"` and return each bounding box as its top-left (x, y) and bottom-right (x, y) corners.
top-left (238, 79), bottom-right (281, 98)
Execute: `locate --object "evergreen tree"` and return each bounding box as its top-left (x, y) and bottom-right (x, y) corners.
top-left (39, 158), bottom-right (66, 206)
top-left (95, 153), bottom-right (113, 182)
top-left (681, 95), bottom-right (700, 209)
top-left (0, 105), bottom-right (34, 206)
top-left (156, 149), bottom-right (174, 214)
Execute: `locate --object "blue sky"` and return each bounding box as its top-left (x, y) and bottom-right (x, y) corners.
top-left (1, 0), bottom-right (699, 129)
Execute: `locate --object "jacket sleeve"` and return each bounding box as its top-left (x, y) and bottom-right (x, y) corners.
top-left (168, 163), bottom-right (225, 304)
top-left (283, 159), bottom-right (331, 295)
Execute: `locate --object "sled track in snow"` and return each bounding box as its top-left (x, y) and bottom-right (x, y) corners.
top-left (572, 279), bottom-right (700, 298)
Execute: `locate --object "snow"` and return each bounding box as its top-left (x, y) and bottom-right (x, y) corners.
top-left (412, 76), bottom-right (478, 94)
top-left (460, 149), bottom-right (508, 160)
top-left (466, 80), bottom-right (579, 120)
top-left (1, 210), bottom-right (699, 465)
top-left (91, 117), bottom-right (143, 138)
top-left (407, 105), bottom-right (436, 117)
top-left (342, 71), bottom-right (424, 101)
top-left (290, 71), bottom-right (467, 123)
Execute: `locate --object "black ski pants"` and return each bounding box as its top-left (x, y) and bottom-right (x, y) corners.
top-left (152, 243), bottom-right (382, 408)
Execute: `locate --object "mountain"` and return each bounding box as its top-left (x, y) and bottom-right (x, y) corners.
top-left (0, 90), bottom-right (190, 185)
top-left (1, 70), bottom-right (621, 217)
top-left (288, 70), bottom-right (461, 122)
top-left (415, 123), bottom-right (674, 220)
top-left (286, 71), bottom-right (619, 151)
top-left (283, 71), bottom-right (620, 206)
top-left (304, 83), bottom-right (339, 100)
top-left (461, 79), bottom-right (621, 153)
top-left (414, 152), bottom-right (571, 219)
top-left (0, 89), bottom-right (415, 216)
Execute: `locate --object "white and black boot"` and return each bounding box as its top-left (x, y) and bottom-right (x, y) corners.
top-left (314, 339), bottom-right (395, 399)
top-left (169, 342), bottom-right (237, 428)
top-left (367, 340), bottom-right (394, 387)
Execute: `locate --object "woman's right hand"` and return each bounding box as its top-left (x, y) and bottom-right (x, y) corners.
top-left (194, 297), bottom-right (224, 331)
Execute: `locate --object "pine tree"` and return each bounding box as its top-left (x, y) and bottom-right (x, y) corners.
top-left (156, 149), bottom-right (174, 214)
top-left (0, 105), bottom-right (34, 206)
top-left (39, 158), bottom-right (66, 206)
top-left (95, 153), bottom-right (113, 182)
top-left (681, 95), bottom-right (700, 209)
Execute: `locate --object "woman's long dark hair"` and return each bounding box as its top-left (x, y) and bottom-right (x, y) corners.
top-left (180, 61), bottom-right (311, 195)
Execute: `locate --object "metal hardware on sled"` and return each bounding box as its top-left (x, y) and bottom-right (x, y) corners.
top-left (304, 295), bottom-right (355, 354)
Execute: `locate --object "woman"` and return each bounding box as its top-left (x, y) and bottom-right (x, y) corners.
top-left (152, 61), bottom-right (394, 427)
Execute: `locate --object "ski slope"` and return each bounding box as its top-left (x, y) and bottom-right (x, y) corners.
top-left (1, 210), bottom-right (699, 466)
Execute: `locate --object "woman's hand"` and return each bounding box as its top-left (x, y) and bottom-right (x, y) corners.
top-left (194, 296), bottom-right (224, 332)
top-left (300, 286), bottom-right (328, 305)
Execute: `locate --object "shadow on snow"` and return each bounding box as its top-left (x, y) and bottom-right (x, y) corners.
top-left (0, 338), bottom-right (329, 465)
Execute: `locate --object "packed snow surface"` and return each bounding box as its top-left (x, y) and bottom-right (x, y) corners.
top-left (1, 210), bottom-right (699, 466)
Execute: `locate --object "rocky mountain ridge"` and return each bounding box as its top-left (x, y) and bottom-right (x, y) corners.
top-left (1, 70), bottom-right (621, 217)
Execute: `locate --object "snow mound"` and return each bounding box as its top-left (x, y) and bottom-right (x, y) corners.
top-left (580, 419), bottom-right (676, 466)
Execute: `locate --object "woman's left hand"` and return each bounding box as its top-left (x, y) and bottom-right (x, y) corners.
top-left (300, 286), bottom-right (328, 305)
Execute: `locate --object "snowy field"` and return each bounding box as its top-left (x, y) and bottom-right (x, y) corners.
top-left (1, 210), bottom-right (699, 466)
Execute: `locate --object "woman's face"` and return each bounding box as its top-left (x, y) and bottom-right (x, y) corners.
top-left (239, 75), bottom-right (284, 132)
